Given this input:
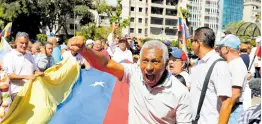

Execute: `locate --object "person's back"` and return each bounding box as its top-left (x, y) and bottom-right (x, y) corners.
top-left (190, 27), bottom-right (232, 124)
top-left (240, 53), bottom-right (250, 70)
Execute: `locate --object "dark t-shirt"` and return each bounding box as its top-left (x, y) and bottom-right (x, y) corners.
top-left (240, 54), bottom-right (250, 69)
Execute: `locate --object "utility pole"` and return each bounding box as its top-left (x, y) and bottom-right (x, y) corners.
top-left (73, 0), bottom-right (76, 36)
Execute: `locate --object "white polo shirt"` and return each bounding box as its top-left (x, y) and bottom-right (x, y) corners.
top-left (3, 50), bottom-right (38, 93)
top-left (190, 50), bottom-right (232, 124)
top-left (122, 64), bottom-right (192, 124)
top-left (228, 57), bottom-right (248, 103)
top-left (112, 47), bottom-right (133, 63)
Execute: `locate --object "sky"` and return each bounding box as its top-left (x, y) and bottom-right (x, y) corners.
top-left (106, 0), bottom-right (117, 5)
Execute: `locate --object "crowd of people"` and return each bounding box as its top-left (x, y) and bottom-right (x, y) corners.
top-left (0, 25), bottom-right (261, 124)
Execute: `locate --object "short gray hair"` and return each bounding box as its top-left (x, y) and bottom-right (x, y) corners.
top-left (140, 40), bottom-right (169, 64)
top-left (16, 32), bottom-right (29, 39)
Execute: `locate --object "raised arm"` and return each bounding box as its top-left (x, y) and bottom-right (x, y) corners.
top-left (68, 36), bottom-right (124, 79)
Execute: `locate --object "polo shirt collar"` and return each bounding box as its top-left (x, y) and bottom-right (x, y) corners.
top-left (13, 49), bottom-right (25, 56)
top-left (201, 50), bottom-right (216, 62)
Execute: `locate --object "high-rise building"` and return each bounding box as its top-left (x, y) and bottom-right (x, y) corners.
top-left (121, 0), bottom-right (179, 40)
top-left (243, 0), bottom-right (261, 23)
top-left (222, 0), bottom-right (244, 29)
top-left (188, 0), bottom-right (221, 33)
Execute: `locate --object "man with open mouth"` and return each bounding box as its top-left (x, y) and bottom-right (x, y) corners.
top-left (68, 36), bottom-right (192, 124)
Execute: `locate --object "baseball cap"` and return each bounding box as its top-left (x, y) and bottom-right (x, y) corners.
top-left (85, 39), bottom-right (94, 46)
top-left (216, 34), bottom-right (241, 50)
top-left (169, 47), bottom-right (187, 61)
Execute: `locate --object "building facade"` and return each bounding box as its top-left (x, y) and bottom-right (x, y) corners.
top-left (188, 0), bottom-right (221, 33)
top-left (243, 0), bottom-right (261, 23)
top-left (222, 0), bottom-right (244, 29)
top-left (121, 0), bottom-right (179, 40)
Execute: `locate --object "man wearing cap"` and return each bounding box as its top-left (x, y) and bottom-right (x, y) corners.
top-left (216, 34), bottom-right (248, 124)
top-left (112, 38), bottom-right (133, 63)
top-left (240, 43), bottom-right (250, 69)
top-left (168, 47), bottom-right (190, 88)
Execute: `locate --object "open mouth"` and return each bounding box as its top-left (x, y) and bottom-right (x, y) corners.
top-left (146, 74), bottom-right (155, 81)
top-left (169, 65), bottom-right (174, 69)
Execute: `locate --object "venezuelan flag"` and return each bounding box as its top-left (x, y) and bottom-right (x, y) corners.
top-left (1, 58), bottom-right (129, 124)
top-left (0, 37), bottom-right (12, 61)
top-left (0, 23), bottom-right (12, 38)
top-left (177, 4), bottom-right (189, 53)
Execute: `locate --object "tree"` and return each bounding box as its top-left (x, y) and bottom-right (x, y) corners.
top-left (37, 33), bottom-right (47, 43)
top-left (0, 0), bottom-right (93, 38)
top-left (96, 0), bottom-right (130, 27)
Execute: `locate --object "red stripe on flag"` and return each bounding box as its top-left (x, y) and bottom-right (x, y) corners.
top-left (103, 80), bottom-right (129, 124)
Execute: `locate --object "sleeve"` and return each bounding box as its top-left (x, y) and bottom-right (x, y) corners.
top-left (37, 56), bottom-right (48, 71)
top-left (3, 54), bottom-right (14, 74)
top-left (212, 61), bottom-right (232, 97)
top-left (31, 55), bottom-right (39, 72)
top-left (128, 51), bottom-right (133, 63)
top-left (231, 65), bottom-right (247, 87)
top-left (119, 63), bottom-right (137, 83)
top-left (176, 92), bottom-right (193, 124)
top-left (107, 33), bottom-right (114, 46)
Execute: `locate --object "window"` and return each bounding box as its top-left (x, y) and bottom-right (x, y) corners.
top-left (139, 8), bottom-right (143, 12)
top-left (131, 7), bottom-right (135, 11)
top-left (130, 28), bottom-right (134, 33)
top-left (70, 24), bottom-right (75, 30)
top-left (138, 29), bottom-right (142, 33)
top-left (139, 18), bottom-right (142, 23)
top-left (131, 17), bottom-right (135, 22)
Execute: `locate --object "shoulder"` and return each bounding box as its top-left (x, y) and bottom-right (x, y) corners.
top-left (169, 75), bottom-right (189, 96)
top-left (122, 63), bottom-right (141, 75)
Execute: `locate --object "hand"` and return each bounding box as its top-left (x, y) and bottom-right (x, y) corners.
top-left (113, 24), bottom-right (118, 29)
top-left (247, 71), bottom-right (251, 80)
top-left (54, 64), bottom-right (62, 70)
top-left (35, 71), bottom-right (44, 76)
top-left (68, 36), bottom-right (86, 53)
top-left (25, 75), bottom-right (36, 81)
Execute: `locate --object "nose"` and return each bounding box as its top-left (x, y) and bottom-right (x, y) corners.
top-left (146, 63), bottom-right (154, 73)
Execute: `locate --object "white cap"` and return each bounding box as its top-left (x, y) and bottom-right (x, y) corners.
top-left (85, 39), bottom-right (94, 46)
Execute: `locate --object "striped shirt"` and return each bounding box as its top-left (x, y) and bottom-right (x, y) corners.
top-left (238, 104), bottom-right (261, 124)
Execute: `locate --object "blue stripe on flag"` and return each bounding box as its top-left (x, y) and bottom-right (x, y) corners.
top-left (49, 68), bottom-right (117, 124)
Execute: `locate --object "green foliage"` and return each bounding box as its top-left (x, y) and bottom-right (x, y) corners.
top-left (171, 40), bottom-right (179, 47)
top-left (181, 9), bottom-right (190, 19)
top-left (0, 0), bottom-right (93, 36)
top-left (37, 34), bottom-right (47, 43)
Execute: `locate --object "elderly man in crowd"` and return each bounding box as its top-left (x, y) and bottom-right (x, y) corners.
top-left (35, 42), bottom-right (55, 72)
top-left (3, 32), bottom-right (43, 97)
top-left (216, 34), bottom-right (248, 124)
top-left (68, 36), bottom-right (192, 124)
top-left (190, 27), bottom-right (232, 124)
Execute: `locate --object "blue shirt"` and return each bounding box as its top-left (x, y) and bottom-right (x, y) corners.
top-left (52, 46), bottom-right (62, 64)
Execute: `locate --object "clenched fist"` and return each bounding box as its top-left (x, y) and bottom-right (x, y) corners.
top-left (67, 36), bottom-right (86, 53)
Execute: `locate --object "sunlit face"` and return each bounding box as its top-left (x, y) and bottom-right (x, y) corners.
top-left (119, 39), bottom-right (127, 51)
top-left (45, 44), bottom-right (53, 57)
top-left (191, 38), bottom-right (200, 57)
top-left (168, 56), bottom-right (183, 75)
top-left (15, 37), bottom-right (29, 54)
top-left (93, 40), bottom-right (103, 51)
top-left (140, 48), bottom-right (165, 87)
